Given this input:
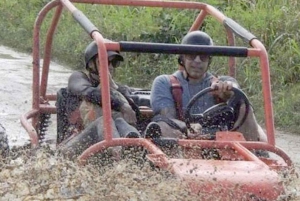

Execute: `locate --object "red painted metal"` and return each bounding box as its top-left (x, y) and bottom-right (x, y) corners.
top-left (169, 158), bottom-right (283, 200)
top-left (40, 5), bottom-right (64, 98)
top-left (189, 10), bottom-right (207, 32)
top-left (20, 0), bottom-right (294, 200)
top-left (78, 138), bottom-right (168, 165)
top-left (21, 109), bottom-right (39, 147)
top-left (251, 39), bottom-right (275, 146)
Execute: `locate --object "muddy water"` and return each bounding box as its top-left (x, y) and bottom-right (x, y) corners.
top-left (0, 46), bottom-right (72, 148)
top-left (0, 45), bottom-right (299, 200)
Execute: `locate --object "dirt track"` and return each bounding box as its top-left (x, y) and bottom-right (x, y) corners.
top-left (0, 46), bottom-right (299, 200)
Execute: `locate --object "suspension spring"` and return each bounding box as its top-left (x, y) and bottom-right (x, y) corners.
top-left (38, 113), bottom-right (51, 144)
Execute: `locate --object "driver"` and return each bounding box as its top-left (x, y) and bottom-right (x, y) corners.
top-left (145, 30), bottom-right (267, 143)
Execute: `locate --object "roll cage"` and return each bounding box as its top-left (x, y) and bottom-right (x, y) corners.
top-left (25, 0), bottom-right (274, 147)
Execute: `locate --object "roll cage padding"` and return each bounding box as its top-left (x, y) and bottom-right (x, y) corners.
top-left (223, 17), bottom-right (257, 45)
top-left (119, 42), bottom-right (248, 57)
top-left (72, 10), bottom-right (99, 36)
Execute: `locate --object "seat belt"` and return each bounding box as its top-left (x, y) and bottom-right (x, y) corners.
top-left (169, 75), bottom-right (184, 121)
top-left (169, 74), bottom-right (221, 122)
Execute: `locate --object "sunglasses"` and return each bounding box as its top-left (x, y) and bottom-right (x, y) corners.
top-left (184, 54), bottom-right (210, 62)
top-left (88, 58), bottom-right (120, 73)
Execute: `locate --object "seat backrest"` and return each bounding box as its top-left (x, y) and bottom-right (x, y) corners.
top-left (56, 87), bottom-right (83, 144)
top-left (130, 90), bottom-right (151, 108)
top-left (128, 89), bottom-right (153, 132)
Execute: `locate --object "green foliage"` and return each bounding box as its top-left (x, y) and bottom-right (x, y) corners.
top-left (0, 0), bottom-right (300, 133)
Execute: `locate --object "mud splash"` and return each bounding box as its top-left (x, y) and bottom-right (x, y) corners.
top-left (0, 45), bottom-right (299, 200)
top-left (1, 148), bottom-right (298, 201)
top-left (0, 149), bottom-right (197, 201)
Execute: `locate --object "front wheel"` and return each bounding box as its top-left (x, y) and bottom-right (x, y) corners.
top-left (0, 123), bottom-right (9, 158)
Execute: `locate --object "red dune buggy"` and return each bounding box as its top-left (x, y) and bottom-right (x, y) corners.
top-left (21, 0), bottom-right (295, 200)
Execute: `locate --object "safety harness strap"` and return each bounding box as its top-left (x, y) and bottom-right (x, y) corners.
top-left (169, 74), bottom-right (222, 121)
top-left (169, 75), bottom-right (184, 121)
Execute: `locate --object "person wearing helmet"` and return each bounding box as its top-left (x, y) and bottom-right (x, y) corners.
top-left (145, 31), bottom-right (267, 144)
top-left (58, 40), bottom-right (140, 160)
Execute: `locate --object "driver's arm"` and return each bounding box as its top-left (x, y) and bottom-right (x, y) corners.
top-left (116, 84), bottom-right (135, 97)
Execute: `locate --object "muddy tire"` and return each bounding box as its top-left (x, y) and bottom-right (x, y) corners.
top-left (0, 123), bottom-right (9, 158)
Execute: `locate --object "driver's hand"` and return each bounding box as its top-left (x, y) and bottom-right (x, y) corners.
top-left (120, 103), bottom-right (137, 125)
top-left (211, 80), bottom-right (234, 101)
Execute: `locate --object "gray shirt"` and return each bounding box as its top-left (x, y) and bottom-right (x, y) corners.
top-left (150, 70), bottom-right (237, 116)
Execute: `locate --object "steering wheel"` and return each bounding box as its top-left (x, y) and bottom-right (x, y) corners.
top-left (184, 86), bottom-right (250, 137)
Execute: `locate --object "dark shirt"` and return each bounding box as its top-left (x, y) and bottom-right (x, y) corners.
top-left (67, 71), bottom-right (123, 111)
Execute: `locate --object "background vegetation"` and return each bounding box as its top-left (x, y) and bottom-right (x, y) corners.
top-left (0, 0), bottom-right (299, 133)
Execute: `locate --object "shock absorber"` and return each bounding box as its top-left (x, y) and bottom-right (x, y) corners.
top-left (38, 113), bottom-right (51, 144)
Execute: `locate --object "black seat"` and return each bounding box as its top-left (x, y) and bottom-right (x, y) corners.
top-left (56, 87), bottom-right (82, 144)
top-left (130, 90), bottom-right (151, 108)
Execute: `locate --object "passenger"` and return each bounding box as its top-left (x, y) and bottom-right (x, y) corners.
top-left (145, 31), bottom-right (267, 143)
top-left (58, 40), bottom-right (140, 160)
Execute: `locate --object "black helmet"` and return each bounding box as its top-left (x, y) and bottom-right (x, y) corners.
top-left (181, 30), bottom-right (213, 46)
top-left (84, 40), bottom-right (124, 69)
top-left (178, 31), bottom-right (213, 66)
